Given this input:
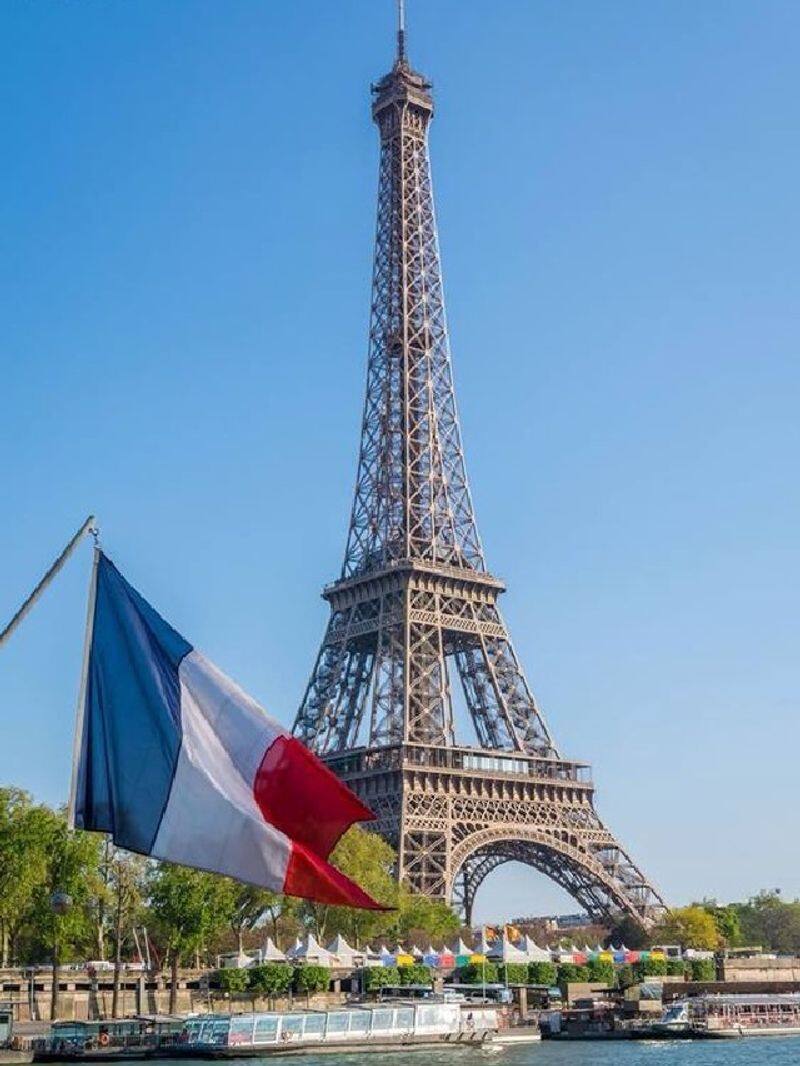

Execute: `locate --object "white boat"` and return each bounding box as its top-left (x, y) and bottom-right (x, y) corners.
top-left (655, 994), bottom-right (800, 1039)
top-left (175, 1001), bottom-right (501, 1056)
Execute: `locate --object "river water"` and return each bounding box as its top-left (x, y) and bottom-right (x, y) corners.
top-left (144, 1042), bottom-right (800, 1066)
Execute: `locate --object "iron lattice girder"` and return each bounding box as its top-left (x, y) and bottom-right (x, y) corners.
top-left (291, 49), bottom-right (666, 925)
top-left (325, 744), bottom-right (664, 924)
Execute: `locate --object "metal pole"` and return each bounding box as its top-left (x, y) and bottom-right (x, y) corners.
top-left (0, 515), bottom-right (97, 648)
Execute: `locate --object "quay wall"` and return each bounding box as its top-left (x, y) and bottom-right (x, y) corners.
top-left (0, 969), bottom-right (350, 1023)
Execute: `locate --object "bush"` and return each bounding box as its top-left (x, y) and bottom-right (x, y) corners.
top-left (556, 964), bottom-right (590, 987)
top-left (528, 961), bottom-right (557, 987)
top-left (364, 966), bottom-right (399, 991)
top-left (248, 963), bottom-right (293, 999)
top-left (459, 962), bottom-right (499, 985)
top-left (397, 964), bottom-right (431, 986)
top-left (216, 968), bottom-right (249, 995)
top-left (586, 959), bottom-right (615, 985)
top-left (615, 964), bottom-right (635, 989)
top-left (632, 956), bottom-right (667, 981)
top-left (498, 963), bottom-right (528, 986)
top-left (294, 965), bottom-right (330, 996)
top-left (690, 958), bottom-right (716, 982)
top-left (666, 959), bottom-right (686, 978)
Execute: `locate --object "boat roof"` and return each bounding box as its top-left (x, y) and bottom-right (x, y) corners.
top-left (687, 994), bottom-right (800, 1006)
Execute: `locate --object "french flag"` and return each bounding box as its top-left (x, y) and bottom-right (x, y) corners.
top-left (69, 552), bottom-right (381, 909)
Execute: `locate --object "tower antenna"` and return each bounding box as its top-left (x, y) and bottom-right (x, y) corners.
top-left (397, 0), bottom-right (406, 61)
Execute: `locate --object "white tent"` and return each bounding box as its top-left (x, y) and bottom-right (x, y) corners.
top-left (285, 936), bottom-right (303, 960)
top-left (260, 937), bottom-right (286, 962)
top-left (486, 934), bottom-right (528, 963)
top-left (411, 944), bottom-right (424, 959)
top-left (421, 943), bottom-right (440, 964)
top-left (518, 936), bottom-right (552, 962)
top-left (361, 944), bottom-right (384, 968)
top-left (450, 938), bottom-right (472, 958)
top-left (292, 933), bottom-right (333, 966)
top-left (326, 934), bottom-right (364, 968)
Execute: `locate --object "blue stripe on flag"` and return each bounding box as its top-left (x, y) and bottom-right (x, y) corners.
top-left (74, 553), bottom-right (192, 854)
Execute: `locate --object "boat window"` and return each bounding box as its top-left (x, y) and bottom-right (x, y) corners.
top-left (326, 1012), bottom-right (349, 1034)
top-left (303, 1014), bottom-right (325, 1038)
top-left (253, 1017), bottom-right (278, 1044)
top-left (348, 1010), bottom-right (370, 1035)
top-left (280, 1015), bottom-right (305, 1038)
top-left (417, 1005), bottom-right (453, 1029)
top-left (371, 1009), bottom-right (393, 1031)
top-left (395, 1008), bottom-right (414, 1032)
top-left (229, 1016), bottom-right (256, 1045)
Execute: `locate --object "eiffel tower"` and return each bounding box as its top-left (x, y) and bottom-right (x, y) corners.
top-left (292, 9), bottom-right (665, 926)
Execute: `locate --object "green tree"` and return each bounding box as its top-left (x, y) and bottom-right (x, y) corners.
top-left (248, 963), bottom-right (293, 1006)
top-left (498, 962), bottom-right (528, 985)
top-left (364, 965), bottom-right (399, 991)
top-left (652, 906), bottom-right (720, 951)
top-left (302, 826), bottom-right (398, 945)
top-left (217, 967), bottom-right (250, 995)
top-left (666, 959), bottom-right (686, 977)
top-left (556, 963), bottom-right (590, 988)
top-left (396, 893), bottom-right (460, 940)
top-left (397, 963), bottom-right (431, 986)
top-left (148, 865), bottom-right (236, 1012)
top-left (229, 886), bottom-right (278, 956)
top-left (0, 788), bottom-right (55, 966)
top-left (634, 956), bottom-right (667, 979)
top-left (737, 891), bottom-right (800, 953)
top-left (586, 958), bottom-right (615, 985)
top-left (294, 964), bottom-right (330, 1002)
top-left (528, 961), bottom-right (557, 986)
top-left (690, 958), bottom-right (716, 982)
top-left (108, 850), bottom-right (147, 1018)
top-left (28, 817), bottom-right (102, 1019)
top-left (698, 901), bottom-right (741, 948)
top-left (460, 961), bottom-right (499, 985)
top-left (615, 964), bottom-right (635, 989)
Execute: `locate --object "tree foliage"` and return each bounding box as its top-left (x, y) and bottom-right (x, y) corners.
top-left (294, 965), bottom-right (330, 996)
top-left (364, 966), bottom-right (399, 990)
top-left (735, 891), bottom-right (800, 953)
top-left (249, 963), bottom-right (293, 999)
top-left (460, 961), bottom-right (499, 984)
top-left (586, 958), bottom-right (615, 985)
top-left (556, 963), bottom-right (590, 987)
top-left (652, 906), bottom-right (720, 951)
top-left (397, 963), bottom-right (431, 986)
top-left (690, 958), bottom-right (716, 982)
top-left (528, 961), bottom-right (557, 986)
top-left (216, 967), bottom-right (250, 994)
top-left (498, 962), bottom-right (528, 985)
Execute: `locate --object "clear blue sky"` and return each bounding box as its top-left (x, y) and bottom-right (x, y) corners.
top-left (2, 1), bottom-right (798, 923)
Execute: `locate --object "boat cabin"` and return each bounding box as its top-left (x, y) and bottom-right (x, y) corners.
top-left (180, 1002), bottom-right (500, 1050)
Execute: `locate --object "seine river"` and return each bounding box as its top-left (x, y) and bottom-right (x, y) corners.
top-left (144, 1042), bottom-right (800, 1066)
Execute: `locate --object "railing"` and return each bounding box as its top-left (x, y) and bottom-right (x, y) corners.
top-left (324, 743), bottom-right (592, 785)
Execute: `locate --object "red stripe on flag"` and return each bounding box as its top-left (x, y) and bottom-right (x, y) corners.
top-left (283, 841), bottom-right (386, 909)
top-left (254, 735), bottom-right (375, 859)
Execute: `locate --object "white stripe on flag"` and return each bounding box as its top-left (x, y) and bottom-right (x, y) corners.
top-left (151, 651), bottom-right (291, 889)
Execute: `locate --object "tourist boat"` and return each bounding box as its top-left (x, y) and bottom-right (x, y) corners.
top-left (654, 994), bottom-right (800, 1039)
top-left (33, 1017), bottom-right (185, 1062)
top-left (171, 1001), bottom-right (501, 1056)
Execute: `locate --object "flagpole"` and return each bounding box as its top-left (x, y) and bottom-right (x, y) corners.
top-left (0, 515), bottom-right (97, 648)
top-left (67, 543), bottom-right (100, 830)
